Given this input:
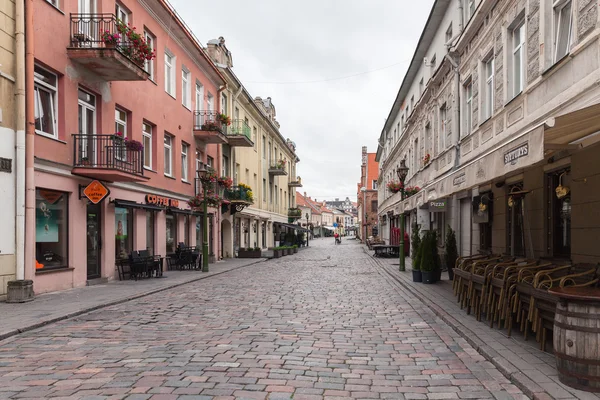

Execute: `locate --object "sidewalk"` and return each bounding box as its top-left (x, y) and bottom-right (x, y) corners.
top-left (369, 249), bottom-right (600, 400)
top-left (0, 257), bottom-right (266, 342)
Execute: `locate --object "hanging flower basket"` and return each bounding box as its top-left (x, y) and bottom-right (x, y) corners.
top-left (217, 176), bottom-right (233, 188)
top-left (387, 181), bottom-right (403, 193)
top-left (218, 114), bottom-right (232, 126)
top-left (124, 138), bottom-right (143, 152)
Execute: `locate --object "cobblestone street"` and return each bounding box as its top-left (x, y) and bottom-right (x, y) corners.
top-left (0, 239), bottom-right (527, 400)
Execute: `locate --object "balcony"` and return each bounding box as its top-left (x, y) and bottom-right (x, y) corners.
top-left (224, 185), bottom-right (253, 214)
top-left (288, 208), bottom-right (302, 222)
top-left (288, 176), bottom-right (302, 187)
top-left (226, 120), bottom-right (254, 147)
top-left (71, 134), bottom-right (149, 183)
top-left (268, 161), bottom-right (288, 176)
top-left (193, 111), bottom-right (228, 144)
top-left (67, 14), bottom-right (150, 81)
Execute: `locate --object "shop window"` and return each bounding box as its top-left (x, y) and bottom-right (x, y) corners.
top-left (146, 211), bottom-right (155, 255)
top-left (35, 189), bottom-right (68, 270)
top-left (166, 213), bottom-right (177, 253)
top-left (115, 207), bottom-right (133, 260)
top-left (547, 168), bottom-right (571, 258)
top-left (507, 183), bottom-right (525, 257)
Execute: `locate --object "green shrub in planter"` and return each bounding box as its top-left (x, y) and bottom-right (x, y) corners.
top-left (292, 245), bottom-right (298, 253)
top-left (412, 231), bottom-right (424, 282)
top-left (445, 226), bottom-right (458, 281)
top-left (420, 231), bottom-right (441, 284)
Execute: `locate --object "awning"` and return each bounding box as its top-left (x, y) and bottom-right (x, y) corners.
top-left (167, 208), bottom-right (199, 216)
top-left (112, 199), bottom-right (164, 211)
top-left (275, 222), bottom-right (311, 232)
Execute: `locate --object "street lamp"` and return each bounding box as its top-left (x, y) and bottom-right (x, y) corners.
top-left (196, 162), bottom-right (210, 272)
top-left (305, 213), bottom-right (309, 247)
top-left (396, 159), bottom-right (409, 272)
top-left (360, 186), bottom-right (367, 242)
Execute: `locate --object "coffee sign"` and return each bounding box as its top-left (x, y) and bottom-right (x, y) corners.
top-left (145, 194), bottom-right (179, 208)
top-left (83, 180), bottom-right (110, 204)
top-left (504, 142), bottom-right (529, 165)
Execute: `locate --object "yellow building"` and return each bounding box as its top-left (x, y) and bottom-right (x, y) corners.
top-left (206, 38), bottom-right (301, 256)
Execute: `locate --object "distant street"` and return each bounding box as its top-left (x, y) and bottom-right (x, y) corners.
top-left (0, 239), bottom-right (526, 400)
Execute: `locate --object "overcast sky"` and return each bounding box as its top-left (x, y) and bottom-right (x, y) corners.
top-left (170, 0), bottom-right (434, 202)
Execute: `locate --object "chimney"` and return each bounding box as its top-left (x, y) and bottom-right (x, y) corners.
top-left (304, 192), bottom-right (307, 198)
top-left (362, 146), bottom-right (367, 166)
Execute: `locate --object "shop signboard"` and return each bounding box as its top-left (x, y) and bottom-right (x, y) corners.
top-left (428, 199), bottom-right (446, 212)
top-left (83, 180), bottom-right (109, 204)
top-left (145, 194), bottom-right (180, 208)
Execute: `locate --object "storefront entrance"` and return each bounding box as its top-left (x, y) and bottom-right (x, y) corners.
top-left (86, 202), bottom-right (101, 279)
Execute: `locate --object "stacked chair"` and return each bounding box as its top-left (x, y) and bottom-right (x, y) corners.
top-left (452, 253), bottom-right (600, 352)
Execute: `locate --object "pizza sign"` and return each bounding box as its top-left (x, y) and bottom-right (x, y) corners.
top-left (83, 180), bottom-right (110, 204)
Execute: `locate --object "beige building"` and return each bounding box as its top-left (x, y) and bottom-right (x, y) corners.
top-left (206, 38), bottom-right (301, 255)
top-left (0, 0), bottom-right (21, 299)
top-left (378, 0), bottom-right (600, 264)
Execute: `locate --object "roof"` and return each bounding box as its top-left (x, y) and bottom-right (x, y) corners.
top-left (375, 0), bottom-right (452, 161)
top-left (296, 191), bottom-right (322, 214)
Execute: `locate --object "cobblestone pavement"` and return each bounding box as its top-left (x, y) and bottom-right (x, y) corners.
top-left (0, 238), bottom-right (528, 400)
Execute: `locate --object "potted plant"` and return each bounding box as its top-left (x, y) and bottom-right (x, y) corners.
top-left (445, 226), bottom-right (458, 281)
top-left (80, 156), bottom-right (90, 166)
top-left (292, 245), bottom-right (298, 254)
top-left (272, 247), bottom-right (281, 258)
top-left (217, 176), bottom-right (233, 189)
top-left (411, 223), bottom-right (422, 282)
top-left (101, 30), bottom-right (120, 47)
top-left (218, 114), bottom-right (232, 126)
top-left (387, 181), bottom-right (403, 194)
top-left (238, 247), bottom-right (261, 258)
top-left (423, 153), bottom-right (431, 165)
top-left (124, 138), bottom-right (143, 152)
top-left (201, 120), bottom-right (221, 131)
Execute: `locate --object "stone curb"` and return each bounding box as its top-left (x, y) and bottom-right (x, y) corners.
top-left (369, 251), bottom-right (549, 400)
top-left (0, 259), bottom-right (267, 343)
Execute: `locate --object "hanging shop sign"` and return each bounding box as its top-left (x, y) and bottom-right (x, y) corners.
top-left (82, 180), bottom-right (110, 204)
top-left (428, 199), bottom-right (446, 211)
top-left (145, 194), bottom-right (180, 208)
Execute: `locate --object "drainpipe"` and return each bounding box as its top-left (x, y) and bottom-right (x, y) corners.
top-left (14, 0), bottom-right (26, 281)
top-left (216, 84), bottom-right (226, 260)
top-left (25, 0), bottom-right (35, 280)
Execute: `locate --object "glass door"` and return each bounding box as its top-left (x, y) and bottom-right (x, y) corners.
top-left (86, 202), bottom-right (101, 279)
top-left (78, 0), bottom-right (97, 41)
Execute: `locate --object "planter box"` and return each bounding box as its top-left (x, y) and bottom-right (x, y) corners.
top-left (287, 248), bottom-right (292, 255)
top-left (421, 271), bottom-right (436, 284)
top-left (273, 249), bottom-right (281, 258)
top-left (238, 249), bottom-right (262, 258)
top-left (293, 248), bottom-right (298, 254)
top-left (412, 270), bottom-right (422, 282)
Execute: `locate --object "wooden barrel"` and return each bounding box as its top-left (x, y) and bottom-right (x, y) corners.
top-left (551, 287), bottom-right (600, 392)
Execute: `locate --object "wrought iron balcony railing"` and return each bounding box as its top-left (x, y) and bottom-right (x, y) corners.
top-left (228, 120), bottom-right (251, 140)
top-left (72, 134), bottom-right (144, 176)
top-left (193, 110), bottom-right (228, 134)
top-left (288, 208), bottom-right (302, 218)
top-left (69, 13), bottom-right (150, 69)
top-left (224, 185), bottom-right (253, 204)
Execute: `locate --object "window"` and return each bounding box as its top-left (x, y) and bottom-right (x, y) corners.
top-left (115, 2), bottom-right (129, 24)
top-left (221, 93), bottom-right (228, 115)
top-left (195, 82), bottom-right (204, 111)
top-left (195, 150), bottom-right (203, 173)
top-left (484, 57), bottom-right (494, 120)
top-left (115, 207), bottom-right (133, 260)
top-left (142, 123), bottom-right (152, 169)
top-left (207, 156), bottom-right (214, 169)
top-left (222, 155), bottom-right (229, 177)
top-left (372, 180), bottom-right (378, 190)
top-left (181, 67), bottom-right (191, 109)
top-left (464, 79), bottom-right (473, 135)
top-left (164, 134), bottom-right (173, 177)
top-left (419, 78), bottom-right (424, 96)
top-left (164, 51), bottom-right (176, 97)
top-left (35, 188), bottom-right (68, 270)
top-left (425, 122), bottom-right (432, 157)
top-left (410, 95), bottom-right (414, 111)
top-left (465, 0), bottom-right (475, 21)
top-left (262, 135), bottom-right (266, 159)
top-left (440, 104), bottom-right (447, 149)
top-left (34, 66), bottom-right (58, 138)
top-left (401, 115), bottom-right (405, 132)
top-left (207, 93), bottom-right (214, 111)
top-left (166, 213), bottom-right (177, 254)
top-left (553, 0), bottom-right (572, 62)
top-left (115, 108), bottom-right (127, 160)
top-left (507, 183), bottom-right (525, 257)
top-left (146, 211), bottom-right (155, 255)
top-left (371, 200), bottom-right (378, 213)
top-left (253, 126), bottom-right (257, 148)
top-left (511, 22), bottom-right (525, 97)
top-left (275, 185), bottom-right (278, 205)
top-left (181, 142), bottom-right (189, 181)
top-left (144, 30), bottom-right (155, 80)
top-left (263, 179), bottom-right (267, 202)
top-left (430, 54), bottom-right (437, 73)
top-left (446, 23), bottom-right (453, 43)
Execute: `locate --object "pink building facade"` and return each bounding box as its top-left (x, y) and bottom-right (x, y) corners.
top-left (30, 0), bottom-right (226, 293)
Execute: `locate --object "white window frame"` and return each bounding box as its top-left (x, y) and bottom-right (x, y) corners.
top-left (164, 134), bottom-right (173, 177)
top-left (33, 65), bottom-right (58, 139)
top-left (465, 0), bottom-right (475, 21)
top-left (115, 108), bottom-right (127, 161)
top-left (512, 21), bottom-right (525, 97)
top-left (553, 0), bottom-right (573, 63)
top-left (440, 105), bottom-right (447, 150)
top-left (142, 122), bottom-right (152, 169)
top-left (115, 2), bottom-right (129, 24)
top-left (446, 23), bottom-right (453, 43)
top-left (181, 142), bottom-right (189, 182)
top-left (164, 51), bottom-right (176, 97)
top-left (144, 31), bottom-right (155, 80)
top-left (464, 78), bottom-right (473, 136)
top-left (181, 67), bottom-right (191, 109)
top-left (195, 82), bottom-right (204, 111)
top-left (484, 57), bottom-right (494, 120)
